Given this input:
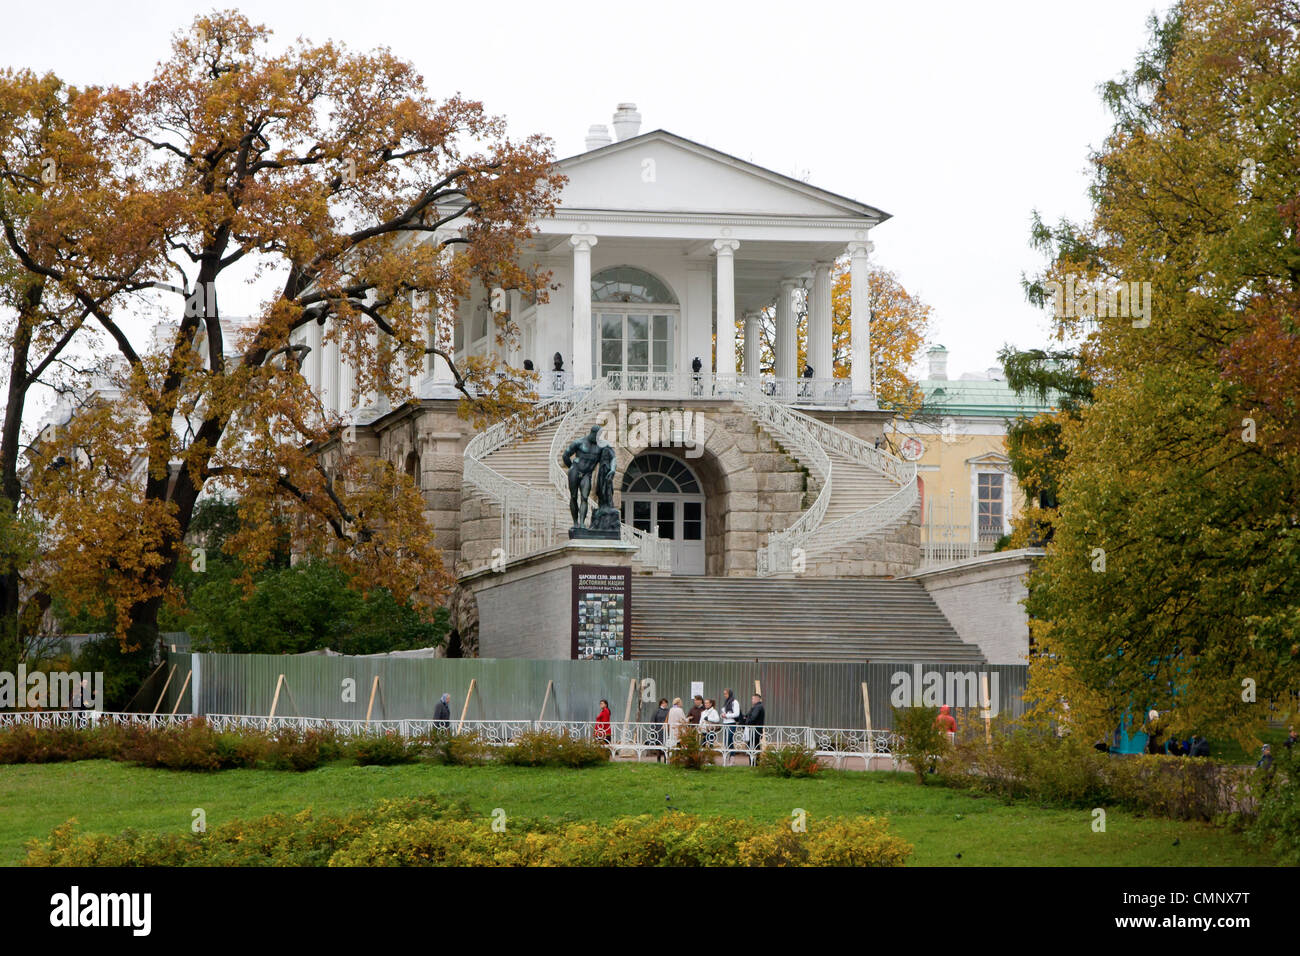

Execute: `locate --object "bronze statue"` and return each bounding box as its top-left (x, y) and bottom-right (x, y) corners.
top-left (562, 425), bottom-right (620, 537)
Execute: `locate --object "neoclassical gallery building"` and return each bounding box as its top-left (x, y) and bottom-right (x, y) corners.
top-left (299, 105), bottom-right (1028, 665)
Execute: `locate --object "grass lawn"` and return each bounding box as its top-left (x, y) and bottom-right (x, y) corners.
top-left (0, 759), bottom-right (1274, 866)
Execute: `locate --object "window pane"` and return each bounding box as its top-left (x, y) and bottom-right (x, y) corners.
top-left (683, 501), bottom-right (701, 522)
top-left (656, 501), bottom-right (675, 539)
top-left (633, 500), bottom-right (651, 533)
top-left (683, 520), bottom-right (702, 541)
top-left (628, 315), bottom-right (648, 340)
top-left (627, 339), bottom-right (648, 370)
top-left (602, 337), bottom-right (623, 369)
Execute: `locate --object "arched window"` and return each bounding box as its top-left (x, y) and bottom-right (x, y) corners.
top-left (591, 266), bottom-right (678, 304)
top-left (621, 452), bottom-right (701, 495)
top-left (590, 268), bottom-right (678, 382)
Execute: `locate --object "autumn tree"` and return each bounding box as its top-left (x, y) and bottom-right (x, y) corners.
top-left (1022, 0), bottom-right (1300, 746)
top-left (16, 12), bottom-right (562, 654)
top-left (0, 68), bottom-right (167, 667)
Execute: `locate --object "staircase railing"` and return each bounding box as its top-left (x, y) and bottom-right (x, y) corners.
top-left (463, 388), bottom-right (586, 565)
top-left (733, 380), bottom-right (834, 553)
top-left (737, 382), bottom-right (918, 574)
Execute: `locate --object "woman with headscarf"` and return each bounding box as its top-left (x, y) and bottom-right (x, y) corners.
top-left (666, 697), bottom-right (688, 750)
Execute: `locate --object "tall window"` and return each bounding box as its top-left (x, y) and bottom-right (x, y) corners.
top-left (591, 266), bottom-right (677, 382)
top-left (976, 472), bottom-right (1005, 540)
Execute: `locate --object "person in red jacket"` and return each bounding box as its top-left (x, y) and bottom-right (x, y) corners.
top-left (594, 699), bottom-right (612, 741)
top-left (935, 704), bottom-right (957, 736)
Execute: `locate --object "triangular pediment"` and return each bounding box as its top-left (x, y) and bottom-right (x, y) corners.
top-left (966, 451), bottom-right (1012, 467)
top-left (553, 130), bottom-right (889, 222)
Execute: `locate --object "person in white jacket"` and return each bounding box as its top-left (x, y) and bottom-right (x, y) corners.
top-left (698, 699), bottom-right (721, 745)
top-left (720, 688), bottom-right (742, 758)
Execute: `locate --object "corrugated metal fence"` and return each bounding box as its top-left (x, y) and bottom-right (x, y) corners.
top-left (161, 651), bottom-right (1026, 730)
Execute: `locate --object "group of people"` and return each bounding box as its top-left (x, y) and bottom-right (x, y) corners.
top-left (1141, 709), bottom-right (1213, 758)
top-left (642, 689), bottom-right (766, 760)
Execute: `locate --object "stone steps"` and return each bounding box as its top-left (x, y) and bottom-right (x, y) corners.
top-left (630, 577), bottom-right (980, 662)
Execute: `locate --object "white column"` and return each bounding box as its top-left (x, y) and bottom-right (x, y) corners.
top-left (848, 240), bottom-right (874, 397)
top-left (713, 239), bottom-right (740, 379)
top-left (743, 311), bottom-right (761, 378)
top-left (323, 319), bottom-right (340, 414)
top-left (809, 262), bottom-right (833, 380)
top-left (305, 319), bottom-right (323, 395)
top-left (570, 235), bottom-right (597, 387)
top-left (775, 279), bottom-right (798, 381)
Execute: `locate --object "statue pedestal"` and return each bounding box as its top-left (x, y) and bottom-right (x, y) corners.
top-left (459, 538), bottom-right (642, 659)
top-left (569, 506), bottom-right (621, 540)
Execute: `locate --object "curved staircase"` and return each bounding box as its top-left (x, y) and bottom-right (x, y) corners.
top-left (461, 377), bottom-right (917, 577)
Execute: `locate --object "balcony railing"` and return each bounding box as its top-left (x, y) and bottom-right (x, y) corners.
top-left (537, 370), bottom-right (857, 406)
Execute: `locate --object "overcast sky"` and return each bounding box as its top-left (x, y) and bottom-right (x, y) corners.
top-left (1, 0), bottom-right (1167, 383)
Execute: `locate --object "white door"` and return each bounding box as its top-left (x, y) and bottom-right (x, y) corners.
top-left (620, 453), bottom-right (705, 575)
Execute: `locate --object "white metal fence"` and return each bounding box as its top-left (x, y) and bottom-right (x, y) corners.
top-left (0, 711), bottom-right (902, 769)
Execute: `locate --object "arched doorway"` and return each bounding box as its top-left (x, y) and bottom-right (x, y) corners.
top-left (619, 452), bottom-right (705, 575)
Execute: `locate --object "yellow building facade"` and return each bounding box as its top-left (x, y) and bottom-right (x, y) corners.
top-left (887, 346), bottom-right (1055, 567)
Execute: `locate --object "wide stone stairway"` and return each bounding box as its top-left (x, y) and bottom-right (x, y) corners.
top-left (630, 576), bottom-right (983, 662)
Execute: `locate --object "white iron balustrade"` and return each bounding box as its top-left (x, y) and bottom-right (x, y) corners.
top-left (0, 711), bottom-right (901, 767)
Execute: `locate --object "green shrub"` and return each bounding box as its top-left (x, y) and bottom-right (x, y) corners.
top-left (122, 719), bottom-right (225, 771)
top-left (892, 706), bottom-right (950, 783)
top-left (804, 817), bottom-right (913, 867)
top-left (667, 727), bottom-right (717, 770)
top-left (263, 728), bottom-right (347, 772)
top-left (757, 744), bottom-right (822, 778)
top-left (939, 721), bottom-right (1248, 820)
top-left (411, 729), bottom-right (491, 766)
top-left (499, 729), bottom-right (610, 768)
top-left (23, 798), bottom-right (914, 868)
top-left (1248, 744), bottom-right (1300, 863)
top-left (348, 732), bottom-right (419, 766)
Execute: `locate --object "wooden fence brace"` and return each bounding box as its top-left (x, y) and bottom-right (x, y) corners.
top-left (268, 674), bottom-right (286, 720)
top-left (151, 665), bottom-right (177, 715)
top-left (538, 680), bottom-right (554, 722)
top-left (365, 675), bottom-right (381, 723)
top-left (457, 679), bottom-right (477, 732)
top-left (170, 670), bottom-right (193, 716)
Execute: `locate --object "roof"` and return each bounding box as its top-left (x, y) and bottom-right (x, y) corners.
top-left (554, 129), bottom-right (891, 224)
top-left (920, 378), bottom-right (1059, 419)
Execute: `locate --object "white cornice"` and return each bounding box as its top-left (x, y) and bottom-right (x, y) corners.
top-left (541, 210), bottom-right (875, 230)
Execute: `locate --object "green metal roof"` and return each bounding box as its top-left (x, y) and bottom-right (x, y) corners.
top-left (918, 378), bottom-right (1058, 419)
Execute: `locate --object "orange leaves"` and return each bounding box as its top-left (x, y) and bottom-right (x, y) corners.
top-left (9, 10), bottom-right (557, 643)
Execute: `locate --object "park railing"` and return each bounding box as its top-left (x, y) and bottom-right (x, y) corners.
top-left (0, 711), bottom-right (902, 768)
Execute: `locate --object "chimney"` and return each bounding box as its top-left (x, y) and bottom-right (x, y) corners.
top-left (927, 345), bottom-right (948, 380)
top-left (585, 124), bottom-right (612, 151)
top-left (612, 102), bottom-right (641, 141)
